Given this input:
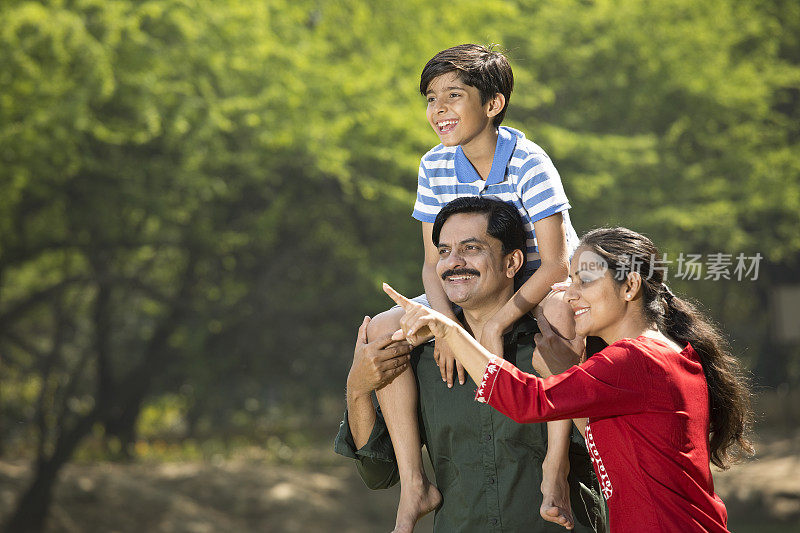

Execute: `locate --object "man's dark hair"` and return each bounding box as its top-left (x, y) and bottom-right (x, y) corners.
top-left (432, 197), bottom-right (526, 269)
top-left (420, 44), bottom-right (514, 127)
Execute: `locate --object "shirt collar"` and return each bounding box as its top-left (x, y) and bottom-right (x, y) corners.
top-left (452, 310), bottom-right (538, 351)
top-left (505, 313), bottom-right (538, 346)
top-left (454, 126), bottom-right (518, 185)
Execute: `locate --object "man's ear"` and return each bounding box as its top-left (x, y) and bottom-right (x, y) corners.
top-left (486, 93), bottom-right (506, 119)
top-left (622, 272), bottom-right (642, 301)
top-left (505, 249), bottom-right (525, 278)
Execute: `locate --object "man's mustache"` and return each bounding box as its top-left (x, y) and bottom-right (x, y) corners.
top-left (441, 268), bottom-right (481, 281)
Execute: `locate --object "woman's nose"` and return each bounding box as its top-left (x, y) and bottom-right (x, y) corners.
top-left (564, 282), bottom-right (578, 303)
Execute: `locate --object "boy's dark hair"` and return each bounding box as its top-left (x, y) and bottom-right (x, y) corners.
top-left (432, 197), bottom-right (526, 271)
top-left (420, 44), bottom-right (514, 127)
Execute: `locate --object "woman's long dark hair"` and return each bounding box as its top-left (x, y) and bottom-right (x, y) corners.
top-left (580, 227), bottom-right (754, 469)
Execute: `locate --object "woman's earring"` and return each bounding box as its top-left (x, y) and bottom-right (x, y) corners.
top-left (626, 294), bottom-right (632, 300)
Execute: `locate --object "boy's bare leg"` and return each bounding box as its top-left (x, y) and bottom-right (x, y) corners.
top-left (539, 290), bottom-right (578, 529)
top-left (368, 308), bottom-right (442, 533)
top-left (541, 420), bottom-right (575, 529)
top-left (540, 289), bottom-right (576, 341)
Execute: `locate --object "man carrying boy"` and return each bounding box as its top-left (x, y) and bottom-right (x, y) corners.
top-left (336, 197), bottom-right (605, 532)
top-left (362, 44), bottom-right (582, 532)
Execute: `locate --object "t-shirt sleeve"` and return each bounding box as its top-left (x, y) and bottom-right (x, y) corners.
top-left (475, 343), bottom-right (650, 423)
top-left (333, 408), bottom-right (400, 490)
top-left (412, 159), bottom-right (440, 223)
top-left (516, 153), bottom-right (571, 224)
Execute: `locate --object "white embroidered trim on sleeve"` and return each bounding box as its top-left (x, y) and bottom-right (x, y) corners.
top-left (475, 355), bottom-right (503, 404)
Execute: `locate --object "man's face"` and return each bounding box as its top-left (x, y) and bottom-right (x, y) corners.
top-left (435, 212), bottom-right (516, 308)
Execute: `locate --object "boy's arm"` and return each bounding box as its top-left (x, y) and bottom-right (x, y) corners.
top-left (421, 221), bottom-right (458, 319)
top-left (421, 221), bottom-right (464, 386)
top-left (478, 214), bottom-right (573, 527)
top-left (483, 212), bottom-right (569, 342)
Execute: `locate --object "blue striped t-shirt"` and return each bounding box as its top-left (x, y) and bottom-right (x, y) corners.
top-left (412, 126), bottom-right (579, 273)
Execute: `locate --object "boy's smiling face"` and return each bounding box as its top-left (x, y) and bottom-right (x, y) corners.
top-left (425, 71), bottom-right (501, 149)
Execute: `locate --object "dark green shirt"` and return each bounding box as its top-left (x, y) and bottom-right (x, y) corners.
top-left (334, 315), bottom-right (606, 532)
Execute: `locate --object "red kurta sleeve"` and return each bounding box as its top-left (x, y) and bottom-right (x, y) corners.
top-left (475, 342), bottom-right (651, 423)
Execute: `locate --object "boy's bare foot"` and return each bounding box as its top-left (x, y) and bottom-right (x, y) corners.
top-left (391, 477), bottom-right (442, 533)
top-left (540, 473), bottom-right (574, 530)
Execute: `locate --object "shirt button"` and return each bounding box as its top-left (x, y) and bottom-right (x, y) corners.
top-left (488, 477), bottom-right (495, 485)
top-left (490, 517), bottom-right (499, 526)
top-left (485, 434), bottom-right (492, 442)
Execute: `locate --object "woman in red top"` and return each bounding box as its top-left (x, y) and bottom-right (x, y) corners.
top-left (385, 227), bottom-right (753, 532)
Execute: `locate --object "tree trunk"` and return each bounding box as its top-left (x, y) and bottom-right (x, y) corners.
top-left (2, 412), bottom-right (97, 533)
top-left (3, 461), bottom-right (59, 533)
top-left (4, 250), bottom-right (197, 532)
top-left (103, 397), bottom-right (143, 460)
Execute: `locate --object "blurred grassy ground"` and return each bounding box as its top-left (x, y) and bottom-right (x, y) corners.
top-left (0, 433), bottom-right (797, 533)
top-left (0, 390), bottom-right (798, 532)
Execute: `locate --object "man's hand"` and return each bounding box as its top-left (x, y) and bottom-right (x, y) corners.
top-left (434, 339), bottom-right (465, 388)
top-left (532, 306), bottom-right (585, 378)
top-left (347, 316), bottom-right (412, 398)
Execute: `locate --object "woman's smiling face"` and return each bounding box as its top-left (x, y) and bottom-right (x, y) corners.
top-left (564, 246), bottom-right (628, 341)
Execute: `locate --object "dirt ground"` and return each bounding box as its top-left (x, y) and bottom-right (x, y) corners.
top-left (1, 430), bottom-right (799, 533)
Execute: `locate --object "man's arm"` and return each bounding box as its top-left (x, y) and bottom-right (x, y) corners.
top-left (346, 390), bottom-right (377, 450)
top-left (333, 317), bottom-right (412, 489)
top-left (334, 407), bottom-right (401, 490)
top-left (346, 317), bottom-right (411, 446)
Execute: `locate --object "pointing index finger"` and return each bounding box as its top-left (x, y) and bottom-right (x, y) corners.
top-left (382, 283), bottom-right (413, 310)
